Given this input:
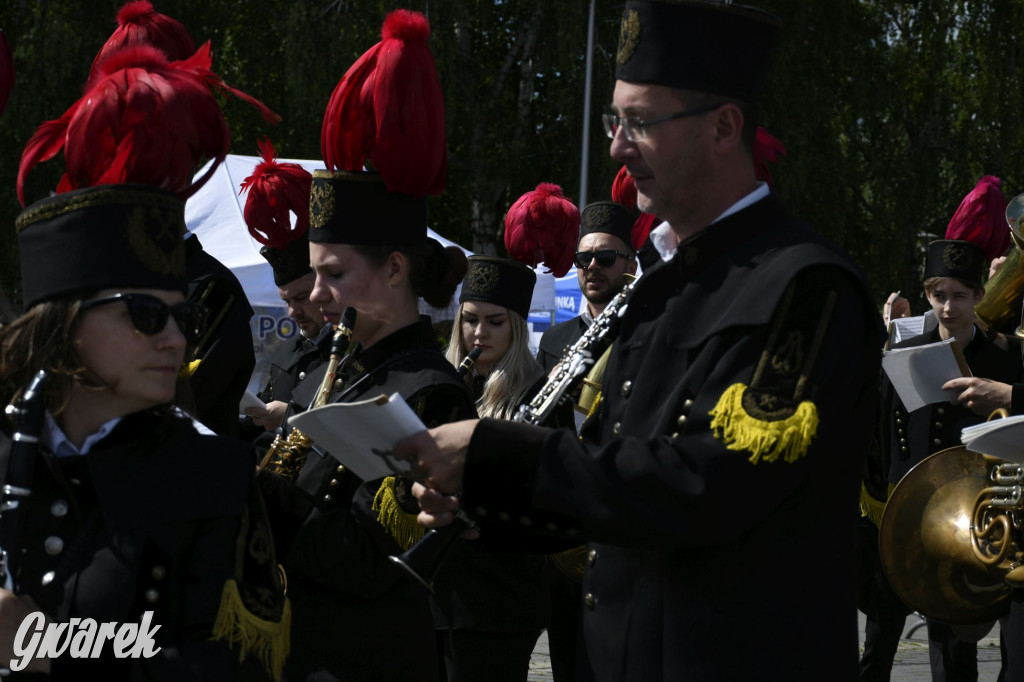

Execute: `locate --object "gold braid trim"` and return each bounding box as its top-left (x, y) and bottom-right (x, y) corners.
top-left (858, 482), bottom-right (895, 528)
top-left (212, 579), bottom-right (291, 682)
top-left (372, 476), bottom-right (425, 550)
top-left (709, 383), bottom-right (819, 464)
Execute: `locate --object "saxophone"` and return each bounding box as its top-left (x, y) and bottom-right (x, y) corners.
top-left (258, 307), bottom-right (358, 481)
top-left (515, 274), bottom-right (636, 426)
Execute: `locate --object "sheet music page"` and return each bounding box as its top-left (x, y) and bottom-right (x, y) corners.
top-left (881, 338), bottom-right (970, 412)
top-left (962, 415), bottom-right (1024, 463)
top-left (288, 393), bottom-right (426, 481)
top-left (891, 315), bottom-right (926, 344)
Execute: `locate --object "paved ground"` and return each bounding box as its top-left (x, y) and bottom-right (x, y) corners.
top-left (874, 612), bottom-right (1002, 682)
top-left (524, 612), bottom-right (1004, 681)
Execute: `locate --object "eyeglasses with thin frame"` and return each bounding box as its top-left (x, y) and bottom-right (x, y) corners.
top-left (80, 293), bottom-right (209, 346)
top-left (574, 250), bottom-right (634, 269)
top-left (602, 102), bottom-right (722, 142)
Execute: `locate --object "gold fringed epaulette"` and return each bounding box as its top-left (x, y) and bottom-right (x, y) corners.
top-left (858, 481), bottom-right (895, 528)
top-left (709, 383), bottom-right (819, 464)
top-left (213, 579), bottom-right (291, 682)
top-left (372, 476), bottom-right (425, 550)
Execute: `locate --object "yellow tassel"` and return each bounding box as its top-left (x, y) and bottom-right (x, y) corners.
top-left (179, 359), bottom-right (201, 378)
top-left (858, 482), bottom-right (895, 527)
top-left (211, 579), bottom-right (291, 682)
top-left (372, 477), bottom-right (425, 550)
top-left (709, 383), bottom-right (819, 465)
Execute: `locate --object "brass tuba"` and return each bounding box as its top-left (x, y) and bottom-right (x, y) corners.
top-left (878, 445), bottom-right (1024, 624)
top-left (258, 307), bottom-right (358, 481)
top-left (974, 192), bottom-right (1024, 335)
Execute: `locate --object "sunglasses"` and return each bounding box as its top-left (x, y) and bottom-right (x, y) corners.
top-left (80, 293), bottom-right (209, 346)
top-left (573, 250), bottom-right (633, 269)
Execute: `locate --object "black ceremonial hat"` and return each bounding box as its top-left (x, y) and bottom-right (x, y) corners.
top-left (15, 184), bottom-right (187, 307)
top-left (579, 202), bottom-right (636, 251)
top-left (459, 256), bottom-right (537, 320)
top-left (616, 0), bottom-right (781, 103)
top-left (260, 236), bottom-right (312, 287)
top-left (308, 170), bottom-right (427, 245)
top-left (925, 240), bottom-right (986, 289)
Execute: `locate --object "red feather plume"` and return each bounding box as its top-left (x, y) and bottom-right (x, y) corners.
top-left (17, 42), bottom-right (280, 206)
top-left (89, 1), bottom-right (195, 83)
top-left (0, 29), bottom-right (13, 117)
top-left (945, 175), bottom-right (1009, 261)
top-left (611, 164), bottom-right (657, 252)
top-left (321, 9), bottom-right (446, 196)
top-left (611, 164), bottom-right (637, 210)
top-left (503, 183), bottom-right (580, 278)
top-left (753, 127), bottom-right (786, 189)
top-left (239, 137), bottom-right (312, 250)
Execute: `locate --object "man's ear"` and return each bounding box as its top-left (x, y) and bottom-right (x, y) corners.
top-left (712, 103), bottom-right (744, 154)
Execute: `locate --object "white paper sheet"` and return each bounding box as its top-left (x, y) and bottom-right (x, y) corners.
top-left (287, 393), bottom-right (426, 481)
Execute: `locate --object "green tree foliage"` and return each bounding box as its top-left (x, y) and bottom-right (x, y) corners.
top-left (2, 1), bottom-right (1024, 311)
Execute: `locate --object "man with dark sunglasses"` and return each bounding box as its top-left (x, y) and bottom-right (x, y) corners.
top-left (536, 201), bottom-right (637, 374)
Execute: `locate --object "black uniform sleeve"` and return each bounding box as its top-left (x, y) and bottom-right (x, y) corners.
top-left (462, 265), bottom-right (879, 549)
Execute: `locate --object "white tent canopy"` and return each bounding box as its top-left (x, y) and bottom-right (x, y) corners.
top-left (184, 154), bottom-right (557, 314)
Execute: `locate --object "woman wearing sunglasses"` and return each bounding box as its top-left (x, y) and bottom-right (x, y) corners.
top-left (0, 184), bottom-right (289, 679)
top-left (427, 255), bottom-right (575, 682)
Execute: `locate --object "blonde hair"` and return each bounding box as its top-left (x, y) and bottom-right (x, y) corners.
top-left (446, 303), bottom-right (543, 420)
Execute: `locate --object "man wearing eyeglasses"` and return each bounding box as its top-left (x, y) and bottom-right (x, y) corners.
top-left (398, 2), bottom-right (883, 679)
top-left (536, 201), bottom-right (638, 374)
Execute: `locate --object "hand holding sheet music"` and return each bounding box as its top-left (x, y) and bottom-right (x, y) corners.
top-left (881, 338), bottom-right (971, 412)
top-left (287, 393), bottom-right (427, 481)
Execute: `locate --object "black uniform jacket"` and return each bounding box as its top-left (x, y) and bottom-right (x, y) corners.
top-left (431, 369), bottom-right (576, 634)
top-left (0, 409), bottom-right (286, 680)
top-left (258, 318), bottom-right (474, 682)
top-left (882, 327), bottom-right (1022, 486)
top-left (185, 235), bottom-right (256, 438)
top-left (458, 195), bottom-right (883, 681)
top-left (536, 317), bottom-right (588, 374)
top-left (240, 331), bottom-right (331, 443)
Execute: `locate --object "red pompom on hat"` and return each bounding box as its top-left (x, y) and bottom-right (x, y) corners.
top-left (611, 164), bottom-right (657, 252)
top-left (504, 182), bottom-right (580, 278)
top-left (239, 137), bottom-right (312, 250)
top-left (17, 42), bottom-right (280, 206)
top-left (0, 29), bottom-right (12, 118)
top-left (945, 175), bottom-right (1009, 262)
top-left (320, 9), bottom-right (445, 197)
top-left (89, 1), bottom-right (196, 83)
top-left (753, 126), bottom-right (786, 189)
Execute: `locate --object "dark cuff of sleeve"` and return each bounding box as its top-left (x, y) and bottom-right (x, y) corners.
top-left (461, 418), bottom-right (546, 521)
top-left (1012, 384), bottom-right (1024, 416)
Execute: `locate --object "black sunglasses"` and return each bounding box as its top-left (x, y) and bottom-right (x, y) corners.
top-left (573, 250), bottom-right (633, 269)
top-left (80, 293), bottom-right (209, 345)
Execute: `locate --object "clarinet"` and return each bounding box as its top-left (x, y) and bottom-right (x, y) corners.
top-left (457, 346), bottom-right (483, 378)
top-left (389, 278), bottom-right (637, 591)
top-left (514, 275), bottom-right (636, 425)
top-left (0, 371), bottom-right (47, 592)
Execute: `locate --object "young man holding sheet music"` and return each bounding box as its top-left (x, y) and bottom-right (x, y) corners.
top-left (861, 239), bottom-right (1022, 681)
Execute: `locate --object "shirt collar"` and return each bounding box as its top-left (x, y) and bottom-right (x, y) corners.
top-left (653, 182), bottom-right (771, 262)
top-left (580, 307), bottom-right (596, 328)
top-left (43, 412), bottom-right (122, 458)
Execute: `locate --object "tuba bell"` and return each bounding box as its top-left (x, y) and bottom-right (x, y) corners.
top-left (974, 192), bottom-right (1024, 336)
top-left (878, 445), bottom-right (1024, 624)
